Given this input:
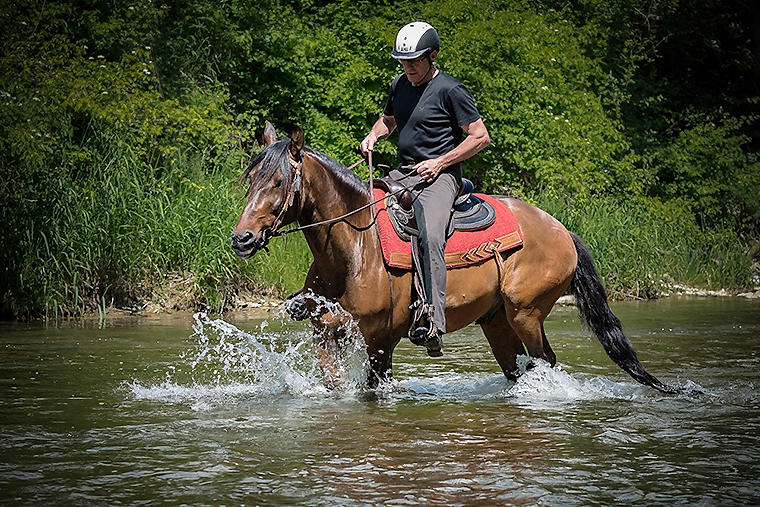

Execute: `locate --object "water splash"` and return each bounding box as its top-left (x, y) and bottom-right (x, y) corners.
top-left (126, 296), bottom-right (702, 408)
top-left (505, 359), bottom-right (636, 404)
top-left (127, 300), bottom-right (370, 406)
top-left (280, 290), bottom-right (369, 387)
top-left (383, 356), bottom-right (649, 404)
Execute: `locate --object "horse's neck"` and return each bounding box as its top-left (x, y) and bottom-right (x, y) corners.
top-left (298, 156), bottom-right (377, 279)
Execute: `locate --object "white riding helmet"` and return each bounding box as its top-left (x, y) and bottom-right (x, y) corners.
top-left (391, 22), bottom-right (440, 60)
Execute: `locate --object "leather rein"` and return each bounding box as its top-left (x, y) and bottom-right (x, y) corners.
top-left (269, 152), bottom-right (415, 239)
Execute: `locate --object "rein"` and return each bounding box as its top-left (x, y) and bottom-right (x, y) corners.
top-left (271, 156), bottom-right (415, 238)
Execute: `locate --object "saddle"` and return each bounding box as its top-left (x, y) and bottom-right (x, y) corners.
top-left (373, 177), bottom-right (496, 242)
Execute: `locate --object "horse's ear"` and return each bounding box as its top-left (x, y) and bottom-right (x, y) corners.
top-left (290, 125), bottom-right (305, 157)
top-left (263, 121), bottom-right (277, 146)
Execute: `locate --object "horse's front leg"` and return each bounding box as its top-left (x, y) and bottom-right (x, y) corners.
top-left (365, 339), bottom-right (393, 389)
top-left (311, 308), bottom-right (353, 387)
top-left (313, 313), bottom-right (395, 389)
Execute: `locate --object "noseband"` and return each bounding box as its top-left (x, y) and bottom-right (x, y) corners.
top-left (250, 150), bottom-right (415, 254)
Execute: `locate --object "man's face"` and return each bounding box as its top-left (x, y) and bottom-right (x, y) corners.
top-left (400, 52), bottom-right (436, 85)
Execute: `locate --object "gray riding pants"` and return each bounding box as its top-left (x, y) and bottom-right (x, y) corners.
top-left (389, 168), bottom-right (460, 333)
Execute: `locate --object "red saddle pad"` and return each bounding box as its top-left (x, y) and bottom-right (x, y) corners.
top-left (373, 188), bottom-right (523, 270)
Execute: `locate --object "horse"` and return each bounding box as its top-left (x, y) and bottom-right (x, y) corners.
top-left (231, 122), bottom-right (682, 394)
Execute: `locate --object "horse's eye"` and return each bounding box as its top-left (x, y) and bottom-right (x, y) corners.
top-left (274, 179), bottom-right (282, 188)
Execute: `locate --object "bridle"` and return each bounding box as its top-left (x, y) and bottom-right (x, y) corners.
top-left (260, 151), bottom-right (415, 244)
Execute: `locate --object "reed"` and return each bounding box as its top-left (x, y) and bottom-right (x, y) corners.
top-left (532, 193), bottom-right (754, 298)
top-left (5, 141), bottom-right (312, 318)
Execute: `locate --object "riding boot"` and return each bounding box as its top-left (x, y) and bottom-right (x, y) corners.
top-left (425, 330), bottom-right (444, 357)
top-left (409, 317), bottom-right (443, 356)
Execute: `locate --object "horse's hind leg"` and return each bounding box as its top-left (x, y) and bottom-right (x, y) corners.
top-left (479, 307), bottom-right (527, 380)
top-left (541, 326), bottom-right (557, 366)
top-left (507, 307), bottom-right (557, 367)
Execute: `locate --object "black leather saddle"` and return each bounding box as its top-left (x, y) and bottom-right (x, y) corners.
top-left (374, 176), bottom-right (496, 241)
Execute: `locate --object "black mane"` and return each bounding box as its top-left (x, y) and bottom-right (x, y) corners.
top-left (241, 138), bottom-right (368, 196)
top-left (240, 138), bottom-right (291, 187)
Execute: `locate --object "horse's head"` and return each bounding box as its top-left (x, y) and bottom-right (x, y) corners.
top-left (231, 122), bottom-right (305, 258)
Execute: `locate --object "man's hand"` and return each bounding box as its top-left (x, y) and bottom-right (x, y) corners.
top-left (414, 158), bottom-right (445, 183)
top-left (360, 115), bottom-right (396, 157)
top-left (360, 132), bottom-right (377, 156)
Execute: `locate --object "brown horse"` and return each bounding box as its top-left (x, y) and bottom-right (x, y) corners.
top-left (232, 123), bottom-right (682, 393)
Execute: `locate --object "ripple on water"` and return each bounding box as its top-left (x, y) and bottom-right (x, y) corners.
top-left (4, 298), bottom-right (760, 505)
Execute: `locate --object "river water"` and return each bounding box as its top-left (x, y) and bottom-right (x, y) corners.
top-left (1, 297), bottom-right (758, 505)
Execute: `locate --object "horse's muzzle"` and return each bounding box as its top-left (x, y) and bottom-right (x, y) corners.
top-left (230, 229), bottom-right (270, 258)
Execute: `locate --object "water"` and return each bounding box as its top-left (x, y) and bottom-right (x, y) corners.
top-left (1, 297), bottom-right (758, 505)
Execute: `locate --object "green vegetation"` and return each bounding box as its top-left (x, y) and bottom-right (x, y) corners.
top-left (532, 194), bottom-right (753, 298)
top-left (1, 0), bottom-right (757, 318)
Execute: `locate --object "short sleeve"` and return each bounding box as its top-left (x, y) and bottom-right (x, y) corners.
top-left (383, 92), bottom-right (394, 117)
top-left (447, 84), bottom-right (480, 127)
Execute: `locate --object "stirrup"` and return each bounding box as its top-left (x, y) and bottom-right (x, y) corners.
top-left (408, 313), bottom-right (444, 357)
top-left (409, 325), bottom-right (444, 357)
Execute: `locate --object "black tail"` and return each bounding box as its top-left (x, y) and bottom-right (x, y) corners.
top-left (569, 233), bottom-right (683, 394)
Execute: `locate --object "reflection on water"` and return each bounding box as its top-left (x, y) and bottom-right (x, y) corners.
top-left (1, 297), bottom-right (759, 504)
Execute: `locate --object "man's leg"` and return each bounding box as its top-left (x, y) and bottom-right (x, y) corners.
top-left (413, 172), bottom-right (459, 342)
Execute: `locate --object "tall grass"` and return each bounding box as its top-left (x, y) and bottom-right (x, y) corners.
top-left (532, 193), bottom-right (753, 298)
top-left (3, 139), bottom-right (312, 319)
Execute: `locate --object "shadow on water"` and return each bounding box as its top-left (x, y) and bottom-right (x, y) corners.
top-left (1, 297), bottom-right (759, 504)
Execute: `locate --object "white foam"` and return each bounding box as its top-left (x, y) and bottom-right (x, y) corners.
top-left (378, 357), bottom-right (640, 405)
top-left (126, 309), bottom-right (369, 406)
top-left (505, 359), bottom-right (638, 405)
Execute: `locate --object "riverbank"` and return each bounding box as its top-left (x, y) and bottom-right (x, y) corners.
top-left (75, 283), bottom-right (760, 324)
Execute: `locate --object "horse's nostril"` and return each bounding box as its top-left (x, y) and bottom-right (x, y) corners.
top-left (231, 230), bottom-right (254, 244)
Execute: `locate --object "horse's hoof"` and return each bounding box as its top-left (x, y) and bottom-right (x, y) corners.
top-left (285, 297), bottom-right (309, 321)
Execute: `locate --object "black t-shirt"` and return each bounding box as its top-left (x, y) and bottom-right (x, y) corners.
top-left (383, 71), bottom-right (480, 166)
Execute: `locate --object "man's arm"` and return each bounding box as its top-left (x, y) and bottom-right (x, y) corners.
top-left (360, 115), bottom-right (396, 156)
top-left (414, 118), bottom-right (490, 182)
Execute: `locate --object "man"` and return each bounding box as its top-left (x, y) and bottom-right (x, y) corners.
top-left (360, 22), bottom-right (490, 357)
